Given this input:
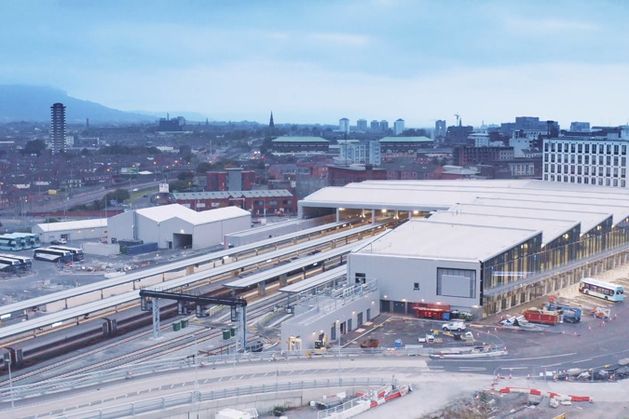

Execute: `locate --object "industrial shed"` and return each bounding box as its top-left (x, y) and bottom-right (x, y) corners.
top-left (32, 219), bottom-right (108, 243)
top-left (107, 204), bottom-right (251, 250)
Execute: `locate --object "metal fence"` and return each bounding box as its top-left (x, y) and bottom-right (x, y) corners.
top-left (0, 348), bottom-right (426, 403)
top-left (54, 377), bottom-right (388, 419)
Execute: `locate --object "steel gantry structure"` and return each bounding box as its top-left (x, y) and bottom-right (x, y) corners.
top-left (139, 290), bottom-right (248, 351)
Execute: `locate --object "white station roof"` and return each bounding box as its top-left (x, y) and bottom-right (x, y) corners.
top-left (300, 179), bottom-right (629, 244)
top-left (355, 219), bottom-right (540, 263)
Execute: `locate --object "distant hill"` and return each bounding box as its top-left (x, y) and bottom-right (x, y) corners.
top-left (0, 85), bottom-right (155, 123)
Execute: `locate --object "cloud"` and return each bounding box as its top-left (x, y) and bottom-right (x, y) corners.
top-left (68, 60), bottom-right (629, 128)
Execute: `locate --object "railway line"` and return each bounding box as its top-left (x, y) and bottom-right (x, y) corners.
top-left (0, 293), bottom-right (286, 386)
top-left (0, 219), bottom-right (394, 375)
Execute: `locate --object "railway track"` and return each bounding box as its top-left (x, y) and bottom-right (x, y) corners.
top-left (0, 293), bottom-right (284, 386)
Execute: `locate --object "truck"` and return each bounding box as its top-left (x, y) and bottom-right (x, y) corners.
top-left (523, 309), bottom-right (560, 325)
top-left (545, 303), bottom-right (582, 323)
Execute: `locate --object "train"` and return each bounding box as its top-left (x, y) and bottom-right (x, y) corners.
top-left (0, 220), bottom-right (379, 373)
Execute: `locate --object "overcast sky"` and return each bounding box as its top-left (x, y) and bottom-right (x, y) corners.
top-left (2, 0), bottom-right (629, 127)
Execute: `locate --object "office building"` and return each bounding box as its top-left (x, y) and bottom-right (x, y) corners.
top-left (434, 120), bottom-right (446, 139)
top-left (394, 118), bottom-right (405, 136)
top-left (380, 120), bottom-right (389, 132)
top-left (50, 102), bottom-right (66, 154)
top-left (370, 120), bottom-right (380, 131)
top-left (356, 119), bottom-right (368, 132)
top-left (271, 136), bottom-right (329, 154)
top-left (543, 137), bottom-right (629, 188)
top-left (570, 122), bottom-right (590, 132)
top-left (339, 118), bottom-right (350, 135)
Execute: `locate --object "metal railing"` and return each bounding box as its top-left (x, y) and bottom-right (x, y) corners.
top-left (0, 348), bottom-right (426, 402)
top-left (53, 377), bottom-right (388, 419)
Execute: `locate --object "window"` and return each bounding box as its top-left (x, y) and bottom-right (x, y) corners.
top-left (355, 273), bottom-right (366, 284)
top-left (413, 282), bottom-right (420, 291)
top-left (436, 268), bottom-right (476, 298)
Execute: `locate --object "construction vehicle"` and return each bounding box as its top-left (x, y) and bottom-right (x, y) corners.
top-left (313, 332), bottom-right (328, 354)
top-left (545, 303), bottom-right (582, 323)
top-left (591, 306), bottom-right (611, 320)
top-left (360, 338), bottom-right (380, 349)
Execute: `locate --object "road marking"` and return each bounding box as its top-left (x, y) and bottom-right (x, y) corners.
top-left (571, 358), bottom-right (593, 364)
top-left (459, 367), bottom-right (487, 371)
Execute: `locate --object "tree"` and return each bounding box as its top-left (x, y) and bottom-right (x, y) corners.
top-left (21, 139), bottom-right (47, 156)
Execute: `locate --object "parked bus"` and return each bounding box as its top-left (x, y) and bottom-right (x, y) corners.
top-left (0, 256), bottom-right (22, 272)
top-left (9, 233), bottom-right (40, 249)
top-left (0, 236), bottom-right (22, 251)
top-left (0, 254), bottom-right (32, 270)
top-left (48, 246), bottom-right (84, 261)
top-left (579, 278), bottom-right (625, 302)
top-left (33, 248), bottom-right (73, 264)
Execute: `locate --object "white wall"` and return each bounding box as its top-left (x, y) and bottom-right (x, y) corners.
top-left (107, 211), bottom-right (134, 243)
top-left (281, 290), bottom-right (380, 350)
top-left (348, 253), bottom-right (481, 309)
top-left (36, 226), bottom-right (108, 243)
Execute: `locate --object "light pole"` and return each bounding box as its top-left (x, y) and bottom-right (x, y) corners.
top-left (7, 356), bottom-right (14, 409)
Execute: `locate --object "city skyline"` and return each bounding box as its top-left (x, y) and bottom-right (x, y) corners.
top-left (1, 1), bottom-right (629, 126)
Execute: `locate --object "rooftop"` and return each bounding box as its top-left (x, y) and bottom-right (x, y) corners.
top-left (173, 189), bottom-right (293, 200)
top-left (356, 219), bottom-right (539, 262)
top-left (135, 204), bottom-right (250, 225)
top-left (379, 136), bottom-right (432, 143)
top-left (35, 218), bottom-right (108, 233)
top-left (272, 136), bottom-right (329, 143)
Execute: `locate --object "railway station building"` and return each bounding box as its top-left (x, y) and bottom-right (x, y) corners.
top-left (299, 179), bottom-right (629, 316)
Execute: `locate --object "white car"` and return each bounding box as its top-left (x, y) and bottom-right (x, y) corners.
top-left (441, 321), bottom-right (466, 332)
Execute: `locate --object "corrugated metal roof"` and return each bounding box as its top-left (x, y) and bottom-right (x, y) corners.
top-left (356, 219), bottom-right (539, 262)
top-left (173, 190), bottom-right (293, 200)
top-left (135, 204), bottom-right (250, 225)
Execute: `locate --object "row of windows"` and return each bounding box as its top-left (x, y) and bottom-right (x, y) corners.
top-left (544, 142), bottom-right (628, 155)
top-left (544, 164), bottom-right (626, 177)
top-left (544, 153), bottom-right (627, 166)
top-left (543, 174), bottom-right (627, 187)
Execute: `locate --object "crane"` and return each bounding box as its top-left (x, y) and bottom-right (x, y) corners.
top-left (454, 113), bottom-right (461, 127)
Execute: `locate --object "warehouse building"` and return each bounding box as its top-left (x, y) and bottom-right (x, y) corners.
top-left (107, 204), bottom-right (251, 250)
top-left (32, 219), bottom-right (108, 243)
top-left (300, 179), bottom-right (629, 316)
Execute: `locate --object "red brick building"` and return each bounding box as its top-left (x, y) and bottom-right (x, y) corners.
top-left (206, 168), bottom-right (256, 191)
top-left (327, 165), bottom-right (387, 186)
top-left (173, 189), bottom-right (297, 216)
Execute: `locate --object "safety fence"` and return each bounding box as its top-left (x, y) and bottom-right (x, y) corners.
top-left (46, 377), bottom-right (388, 419)
top-left (0, 349), bottom-right (418, 402)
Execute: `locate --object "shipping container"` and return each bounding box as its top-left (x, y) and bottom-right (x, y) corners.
top-left (523, 309), bottom-right (560, 325)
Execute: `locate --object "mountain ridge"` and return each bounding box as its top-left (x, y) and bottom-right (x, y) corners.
top-left (0, 85), bottom-right (156, 123)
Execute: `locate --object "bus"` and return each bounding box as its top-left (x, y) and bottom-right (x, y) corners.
top-left (0, 236), bottom-right (22, 251)
top-left (33, 248), bottom-right (73, 264)
top-left (579, 278), bottom-right (625, 302)
top-left (0, 254), bottom-right (32, 270)
top-left (48, 246), bottom-right (84, 261)
top-left (0, 256), bottom-right (22, 273)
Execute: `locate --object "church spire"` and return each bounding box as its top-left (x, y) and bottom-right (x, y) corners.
top-left (269, 111), bottom-right (275, 129)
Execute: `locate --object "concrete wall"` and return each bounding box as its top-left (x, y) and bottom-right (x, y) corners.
top-left (107, 211), bottom-right (134, 243)
top-left (348, 253), bottom-right (481, 309)
top-left (281, 290), bottom-right (380, 350)
top-left (83, 242), bottom-right (119, 256)
top-left (35, 226), bottom-right (108, 243)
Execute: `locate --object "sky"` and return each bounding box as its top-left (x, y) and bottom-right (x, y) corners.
top-left (1, 0), bottom-right (629, 127)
